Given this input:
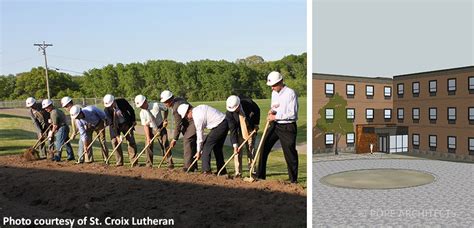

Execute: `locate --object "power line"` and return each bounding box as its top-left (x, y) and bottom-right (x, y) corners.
top-left (48, 54), bottom-right (109, 63)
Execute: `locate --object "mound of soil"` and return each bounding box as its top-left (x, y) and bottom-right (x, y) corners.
top-left (21, 148), bottom-right (40, 161)
top-left (0, 155), bottom-right (306, 227)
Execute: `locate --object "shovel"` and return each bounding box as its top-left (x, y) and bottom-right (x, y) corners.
top-left (244, 120), bottom-right (270, 182)
top-left (158, 147), bottom-right (173, 168)
top-left (76, 128), bottom-right (106, 163)
top-left (217, 129), bottom-right (257, 176)
top-left (31, 125), bottom-right (52, 150)
top-left (104, 125), bottom-right (134, 165)
top-left (186, 155), bottom-right (200, 173)
top-left (130, 129), bottom-right (162, 167)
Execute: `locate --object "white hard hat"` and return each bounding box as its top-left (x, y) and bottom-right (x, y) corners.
top-left (103, 94), bottom-right (115, 107)
top-left (25, 97), bottom-right (36, 107)
top-left (226, 95), bottom-right (240, 112)
top-left (134, 95), bottom-right (146, 108)
top-left (177, 103), bottom-right (190, 119)
top-left (70, 105), bottom-right (82, 119)
top-left (41, 99), bottom-right (53, 109)
top-left (266, 71), bottom-right (283, 86)
top-left (61, 96), bottom-right (72, 107)
top-left (160, 90), bottom-right (173, 103)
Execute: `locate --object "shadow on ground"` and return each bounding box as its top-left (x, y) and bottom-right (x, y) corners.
top-left (0, 165), bottom-right (306, 227)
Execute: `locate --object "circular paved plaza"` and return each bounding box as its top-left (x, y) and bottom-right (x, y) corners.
top-left (313, 158), bottom-right (474, 227)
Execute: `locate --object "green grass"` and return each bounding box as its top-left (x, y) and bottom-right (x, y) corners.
top-left (0, 111), bottom-right (306, 186)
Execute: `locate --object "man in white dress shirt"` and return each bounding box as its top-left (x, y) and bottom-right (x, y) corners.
top-left (177, 104), bottom-right (228, 175)
top-left (257, 71), bottom-right (299, 183)
top-left (135, 95), bottom-right (172, 168)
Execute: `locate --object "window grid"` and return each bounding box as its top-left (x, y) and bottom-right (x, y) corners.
top-left (469, 77), bottom-right (474, 90)
top-left (366, 109), bottom-right (374, 119)
top-left (469, 107), bottom-right (474, 121)
top-left (347, 133), bottom-right (355, 144)
top-left (397, 83), bottom-right (404, 95)
top-left (346, 84), bottom-right (355, 95)
top-left (325, 133), bottom-right (334, 145)
top-left (384, 86), bottom-right (391, 97)
top-left (325, 108), bottom-right (334, 120)
top-left (412, 82), bottom-right (420, 94)
top-left (448, 107), bottom-right (456, 120)
top-left (397, 108), bottom-right (404, 120)
top-left (366, 85), bottom-right (374, 96)
top-left (429, 80), bottom-right (437, 93)
top-left (384, 109), bottom-right (392, 119)
top-left (448, 78), bottom-right (456, 92)
top-left (346, 108), bottom-right (355, 119)
top-left (412, 108), bottom-right (420, 120)
top-left (412, 134), bottom-right (420, 146)
top-left (429, 135), bottom-right (437, 147)
top-left (325, 83), bottom-right (334, 95)
top-left (429, 108), bottom-right (437, 120)
top-left (448, 136), bottom-right (456, 149)
top-left (469, 138), bottom-right (474, 151)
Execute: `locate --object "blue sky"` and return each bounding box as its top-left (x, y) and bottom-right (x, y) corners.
top-left (314, 0), bottom-right (473, 76)
top-left (0, 0), bottom-right (306, 75)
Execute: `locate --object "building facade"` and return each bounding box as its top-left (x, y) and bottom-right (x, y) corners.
top-left (313, 66), bottom-right (474, 159)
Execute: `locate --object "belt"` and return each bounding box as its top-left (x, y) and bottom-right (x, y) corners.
top-left (276, 121), bottom-right (296, 124)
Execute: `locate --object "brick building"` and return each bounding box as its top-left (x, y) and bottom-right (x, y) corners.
top-left (313, 66), bottom-right (474, 159)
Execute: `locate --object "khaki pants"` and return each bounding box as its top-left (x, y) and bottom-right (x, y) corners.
top-left (233, 132), bottom-right (257, 175)
top-left (83, 121), bottom-right (109, 163)
top-left (110, 123), bottom-right (137, 166)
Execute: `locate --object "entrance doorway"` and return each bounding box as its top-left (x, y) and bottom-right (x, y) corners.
top-left (378, 135), bottom-right (388, 153)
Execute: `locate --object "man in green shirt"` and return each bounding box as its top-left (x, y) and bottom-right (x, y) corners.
top-left (43, 99), bottom-right (75, 161)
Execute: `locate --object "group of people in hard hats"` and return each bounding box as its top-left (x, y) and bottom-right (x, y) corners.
top-left (26, 71), bottom-right (300, 183)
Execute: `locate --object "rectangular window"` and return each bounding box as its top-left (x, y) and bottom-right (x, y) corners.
top-left (469, 138), bottom-right (474, 151)
top-left (325, 83), bottom-right (334, 95)
top-left (397, 108), bottom-right (404, 120)
top-left (325, 133), bottom-right (334, 145)
top-left (346, 108), bottom-right (355, 119)
top-left (347, 133), bottom-right (355, 144)
top-left (412, 82), bottom-right (420, 94)
top-left (346, 84), bottom-right (355, 95)
top-left (469, 77), bottom-right (474, 90)
top-left (448, 78), bottom-right (456, 92)
top-left (412, 134), bottom-right (420, 146)
top-left (366, 85), bottom-right (374, 96)
top-left (384, 109), bottom-right (392, 119)
top-left (397, 83), bottom-right (404, 95)
top-left (366, 109), bottom-right (374, 119)
top-left (429, 108), bottom-right (437, 120)
top-left (469, 107), bottom-right (474, 121)
top-left (412, 108), bottom-right (420, 120)
top-left (448, 136), bottom-right (456, 149)
top-left (429, 80), bottom-right (437, 93)
top-left (325, 108), bottom-right (334, 120)
top-left (448, 107), bottom-right (456, 120)
top-left (429, 135), bottom-right (437, 148)
top-left (384, 86), bottom-right (391, 97)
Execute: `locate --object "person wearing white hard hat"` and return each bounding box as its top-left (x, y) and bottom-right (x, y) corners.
top-left (225, 95), bottom-right (260, 178)
top-left (257, 71), bottom-right (299, 183)
top-left (42, 99), bottom-right (74, 161)
top-left (177, 103), bottom-right (229, 175)
top-left (103, 94), bottom-right (138, 166)
top-left (26, 97), bottom-right (51, 157)
top-left (134, 95), bottom-right (172, 168)
top-left (61, 96), bottom-right (83, 147)
top-left (70, 105), bottom-right (109, 163)
top-left (160, 90), bottom-right (198, 172)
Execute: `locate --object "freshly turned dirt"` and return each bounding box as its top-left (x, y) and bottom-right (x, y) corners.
top-left (22, 148), bottom-right (40, 161)
top-left (0, 155), bottom-right (306, 227)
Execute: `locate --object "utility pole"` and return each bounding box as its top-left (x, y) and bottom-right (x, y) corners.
top-left (34, 41), bottom-right (53, 99)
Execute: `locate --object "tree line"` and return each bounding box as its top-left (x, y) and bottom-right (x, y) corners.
top-left (0, 53), bottom-right (306, 101)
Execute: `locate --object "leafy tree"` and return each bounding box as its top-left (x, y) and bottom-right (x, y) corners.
top-left (315, 93), bottom-right (354, 155)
